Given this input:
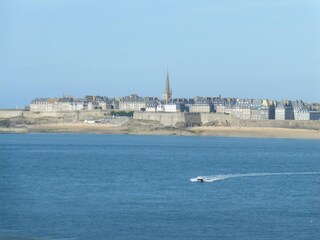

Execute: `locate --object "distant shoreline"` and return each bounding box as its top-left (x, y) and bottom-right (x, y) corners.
top-left (1, 123), bottom-right (319, 140)
top-left (190, 126), bottom-right (320, 139)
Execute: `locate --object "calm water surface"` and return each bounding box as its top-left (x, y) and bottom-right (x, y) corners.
top-left (0, 134), bottom-right (319, 239)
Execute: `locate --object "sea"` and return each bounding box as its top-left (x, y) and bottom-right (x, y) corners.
top-left (0, 133), bottom-right (319, 240)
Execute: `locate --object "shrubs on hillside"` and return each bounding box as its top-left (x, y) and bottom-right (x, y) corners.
top-left (110, 111), bottom-right (134, 117)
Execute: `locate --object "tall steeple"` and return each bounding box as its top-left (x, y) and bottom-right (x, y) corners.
top-left (162, 70), bottom-right (172, 103)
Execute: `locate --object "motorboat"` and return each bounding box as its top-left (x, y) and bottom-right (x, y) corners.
top-left (197, 176), bottom-right (204, 182)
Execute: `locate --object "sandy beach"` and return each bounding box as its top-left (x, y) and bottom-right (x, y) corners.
top-left (190, 126), bottom-right (320, 139)
top-left (11, 123), bottom-right (319, 139)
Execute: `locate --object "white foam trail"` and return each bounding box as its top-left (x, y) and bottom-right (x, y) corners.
top-left (190, 172), bottom-right (320, 183)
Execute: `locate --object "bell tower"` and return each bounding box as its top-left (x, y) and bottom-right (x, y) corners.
top-left (162, 70), bottom-right (172, 103)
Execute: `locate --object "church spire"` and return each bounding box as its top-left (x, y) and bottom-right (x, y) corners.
top-left (165, 70), bottom-right (170, 92)
top-left (162, 70), bottom-right (172, 103)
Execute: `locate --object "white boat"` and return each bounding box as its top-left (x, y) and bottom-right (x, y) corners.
top-left (196, 176), bottom-right (204, 182)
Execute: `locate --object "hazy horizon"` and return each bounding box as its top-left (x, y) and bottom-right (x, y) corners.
top-left (1, 0), bottom-right (319, 108)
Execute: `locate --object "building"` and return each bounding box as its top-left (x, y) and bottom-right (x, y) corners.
top-left (292, 100), bottom-right (306, 120)
top-left (227, 99), bottom-right (275, 120)
top-left (164, 103), bottom-right (182, 112)
top-left (310, 111), bottom-right (320, 120)
top-left (189, 103), bottom-right (213, 113)
top-left (250, 99), bottom-right (275, 120)
top-left (118, 94), bottom-right (146, 111)
top-left (30, 97), bottom-right (85, 112)
top-left (295, 109), bottom-right (320, 120)
top-left (86, 96), bottom-right (96, 102)
top-left (214, 98), bottom-right (235, 114)
top-left (30, 98), bottom-right (50, 112)
top-left (188, 97), bottom-right (214, 113)
top-left (215, 103), bottom-right (233, 114)
top-left (162, 71), bottom-right (172, 103)
top-left (118, 101), bottom-right (146, 111)
top-left (145, 104), bottom-right (157, 112)
top-left (232, 99), bottom-right (251, 120)
top-left (295, 109), bottom-right (310, 120)
top-left (275, 102), bottom-right (294, 120)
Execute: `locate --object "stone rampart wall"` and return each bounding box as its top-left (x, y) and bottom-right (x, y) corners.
top-left (184, 113), bottom-right (201, 127)
top-left (239, 119), bottom-right (320, 130)
top-left (0, 110), bottom-right (108, 123)
top-left (135, 112), bottom-right (320, 130)
top-left (1, 110), bottom-right (319, 129)
top-left (134, 112), bottom-right (201, 127)
top-left (134, 112), bottom-right (185, 126)
top-left (201, 113), bottom-right (320, 130)
top-left (200, 113), bottom-right (240, 126)
top-left (0, 110), bottom-right (25, 118)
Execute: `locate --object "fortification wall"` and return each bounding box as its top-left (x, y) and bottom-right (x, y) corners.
top-left (0, 110), bottom-right (108, 123)
top-left (184, 113), bottom-right (201, 127)
top-left (239, 119), bottom-right (320, 130)
top-left (0, 110), bottom-right (25, 118)
top-left (134, 112), bottom-right (201, 127)
top-left (1, 110), bottom-right (319, 130)
top-left (134, 112), bottom-right (185, 126)
top-left (135, 112), bottom-right (320, 130)
top-left (200, 113), bottom-right (240, 126)
top-left (201, 113), bottom-right (320, 130)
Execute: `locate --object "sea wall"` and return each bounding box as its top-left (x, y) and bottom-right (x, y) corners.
top-left (134, 112), bottom-right (184, 126)
top-left (201, 113), bottom-right (320, 130)
top-left (133, 112), bottom-right (201, 127)
top-left (0, 110), bottom-right (109, 123)
top-left (0, 110), bottom-right (25, 118)
top-left (200, 113), bottom-right (240, 126)
top-left (1, 110), bottom-right (319, 130)
top-left (238, 119), bottom-right (320, 130)
top-left (184, 113), bottom-right (202, 127)
top-left (135, 112), bottom-right (320, 130)
top-left (135, 112), bottom-right (238, 127)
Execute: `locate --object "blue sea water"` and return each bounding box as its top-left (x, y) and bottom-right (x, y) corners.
top-left (0, 134), bottom-right (319, 240)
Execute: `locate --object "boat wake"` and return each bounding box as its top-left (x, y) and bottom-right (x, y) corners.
top-left (190, 172), bottom-right (320, 183)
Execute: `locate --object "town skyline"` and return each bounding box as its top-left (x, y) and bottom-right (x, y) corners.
top-left (26, 72), bottom-right (320, 121)
top-left (4, 84), bottom-right (320, 110)
top-left (1, 1), bottom-right (319, 108)
top-left (3, 68), bottom-right (320, 109)
top-left (8, 69), bottom-right (320, 109)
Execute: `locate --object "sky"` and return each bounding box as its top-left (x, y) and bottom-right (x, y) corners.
top-left (0, 0), bottom-right (319, 108)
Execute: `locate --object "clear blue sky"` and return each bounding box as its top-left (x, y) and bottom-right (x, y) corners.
top-left (1, 0), bottom-right (319, 108)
